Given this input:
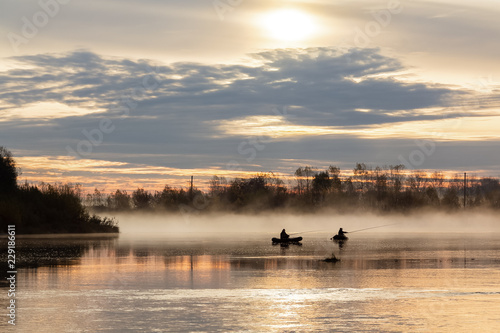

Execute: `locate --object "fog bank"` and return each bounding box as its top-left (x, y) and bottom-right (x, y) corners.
top-left (111, 211), bottom-right (500, 237)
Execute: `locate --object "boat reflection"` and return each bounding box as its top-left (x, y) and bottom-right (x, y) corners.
top-left (272, 242), bottom-right (302, 248)
top-left (333, 239), bottom-right (346, 249)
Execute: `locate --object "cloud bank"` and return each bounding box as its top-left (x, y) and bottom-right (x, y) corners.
top-left (0, 47), bottom-right (499, 190)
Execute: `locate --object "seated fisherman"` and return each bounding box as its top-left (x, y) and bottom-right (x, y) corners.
top-left (338, 228), bottom-right (348, 237)
top-left (280, 228), bottom-right (290, 240)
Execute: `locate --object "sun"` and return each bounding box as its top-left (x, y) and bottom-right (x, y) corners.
top-left (259, 9), bottom-right (317, 42)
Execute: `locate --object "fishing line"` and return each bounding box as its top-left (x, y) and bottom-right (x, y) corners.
top-left (347, 222), bottom-right (401, 234)
top-left (288, 222), bottom-right (401, 236)
top-left (288, 229), bottom-right (330, 236)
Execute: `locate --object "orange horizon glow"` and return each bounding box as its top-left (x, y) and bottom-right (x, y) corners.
top-left (13, 154), bottom-right (495, 195)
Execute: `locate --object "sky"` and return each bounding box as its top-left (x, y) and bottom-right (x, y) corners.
top-left (1, 0), bottom-right (499, 192)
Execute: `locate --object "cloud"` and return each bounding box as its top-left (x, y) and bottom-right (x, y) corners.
top-left (0, 48), bottom-right (468, 123)
top-left (0, 48), bottom-right (495, 147)
top-left (1, 47), bottom-right (499, 189)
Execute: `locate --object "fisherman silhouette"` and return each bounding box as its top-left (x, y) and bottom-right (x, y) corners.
top-left (332, 227), bottom-right (349, 241)
top-left (280, 229), bottom-right (290, 240)
top-left (338, 228), bottom-right (347, 237)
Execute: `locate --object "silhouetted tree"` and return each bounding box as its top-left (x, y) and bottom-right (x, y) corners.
top-left (343, 177), bottom-right (355, 196)
top-left (0, 147), bottom-right (18, 194)
top-left (466, 175), bottom-right (482, 207)
top-left (353, 163), bottom-right (371, 192)
top-left (312, 171), bottom-right (331, 204)
top-left (408, 170), bottom-right (426, 193)
top-left (294, 166), bottom-right (314, 195)
top-left (132, 188), bottom-right (152, 209)
top-left (108, 189), bottom-right (131, 210)
top-left (329, 166), bottom-right (342, 192)
top-left (442, 187), bottom-right (460, 209)
top-left (480, 178), bottom-right (500, 208)
top-left (312, 171), bottom-right (331, 192)
top-left (374, 167), bottom-right (388, 203)
top-left (430, 171), bottom-right (445, 195)
top-left (153, 185), bottom-right (178, 210)
top-left (424, 186), bottom-right (440, 207)
top-left (209, 176), bottom-right (227, 197)
top-left (389, 164), bottom-right (405, 193)
top-left (91, 188), bottom-right (105, 208)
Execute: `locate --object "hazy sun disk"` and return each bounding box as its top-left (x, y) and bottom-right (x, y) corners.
top-left (259, 9), bottom-right (317, 41)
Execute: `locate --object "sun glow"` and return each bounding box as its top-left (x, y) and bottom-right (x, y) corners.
top-left (259, 9), bottom-right (317, 42)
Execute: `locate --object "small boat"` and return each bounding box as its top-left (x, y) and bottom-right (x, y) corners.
top-left (272, 236), bottom-right (303, 244)
top-left (323, 257), bottom-right (340, 263)
top-left (332, 234), bottom-right (348, 241)
top-left (322, 252), bottom-right (340, 262)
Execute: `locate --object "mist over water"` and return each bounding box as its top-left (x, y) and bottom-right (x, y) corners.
top-left (112, 211), bottom-right (500, 236)
top-left (9, 211), bottom-right (500, 332)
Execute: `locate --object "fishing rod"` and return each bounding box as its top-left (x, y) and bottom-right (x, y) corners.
top-left (347, 222), bottom-right (401, 234)
top-left (289, 222), bottom-right (400, 236)
top-left (288, 229), bottom-right (329, 236)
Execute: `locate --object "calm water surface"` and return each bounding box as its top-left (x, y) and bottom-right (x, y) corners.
top-left (2, 232), bottom-right (500, 332)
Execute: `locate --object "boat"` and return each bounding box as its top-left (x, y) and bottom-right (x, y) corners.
top-left (323, 257), bottom-right (340, 262)
top-left (271, 236), bottom-right (303, 244)
top-left (332, 234), bottom-right (348, 241)
top-left (322, 252), bottom-right (340, 262)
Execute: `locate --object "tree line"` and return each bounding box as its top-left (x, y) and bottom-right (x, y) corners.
top-left (0, 147), bottom-right (118, 234)
top-left (87, 163), bottom-right (500, 213)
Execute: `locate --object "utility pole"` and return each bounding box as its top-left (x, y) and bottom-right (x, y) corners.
top-left (464, 172), bottom-right (467, 208)
top-left (190, 176), bottom-right (194, 200)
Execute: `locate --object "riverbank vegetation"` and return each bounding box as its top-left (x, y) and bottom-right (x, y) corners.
top-left (2, 144), bottom-right (499, 225)
top-left (87, 164), bottom-right (500, 214)
top-left (0, 147), bottom-right (118, 234)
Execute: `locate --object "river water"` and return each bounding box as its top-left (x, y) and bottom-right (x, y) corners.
top-left (2, 231), bottom-right (500, 332)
